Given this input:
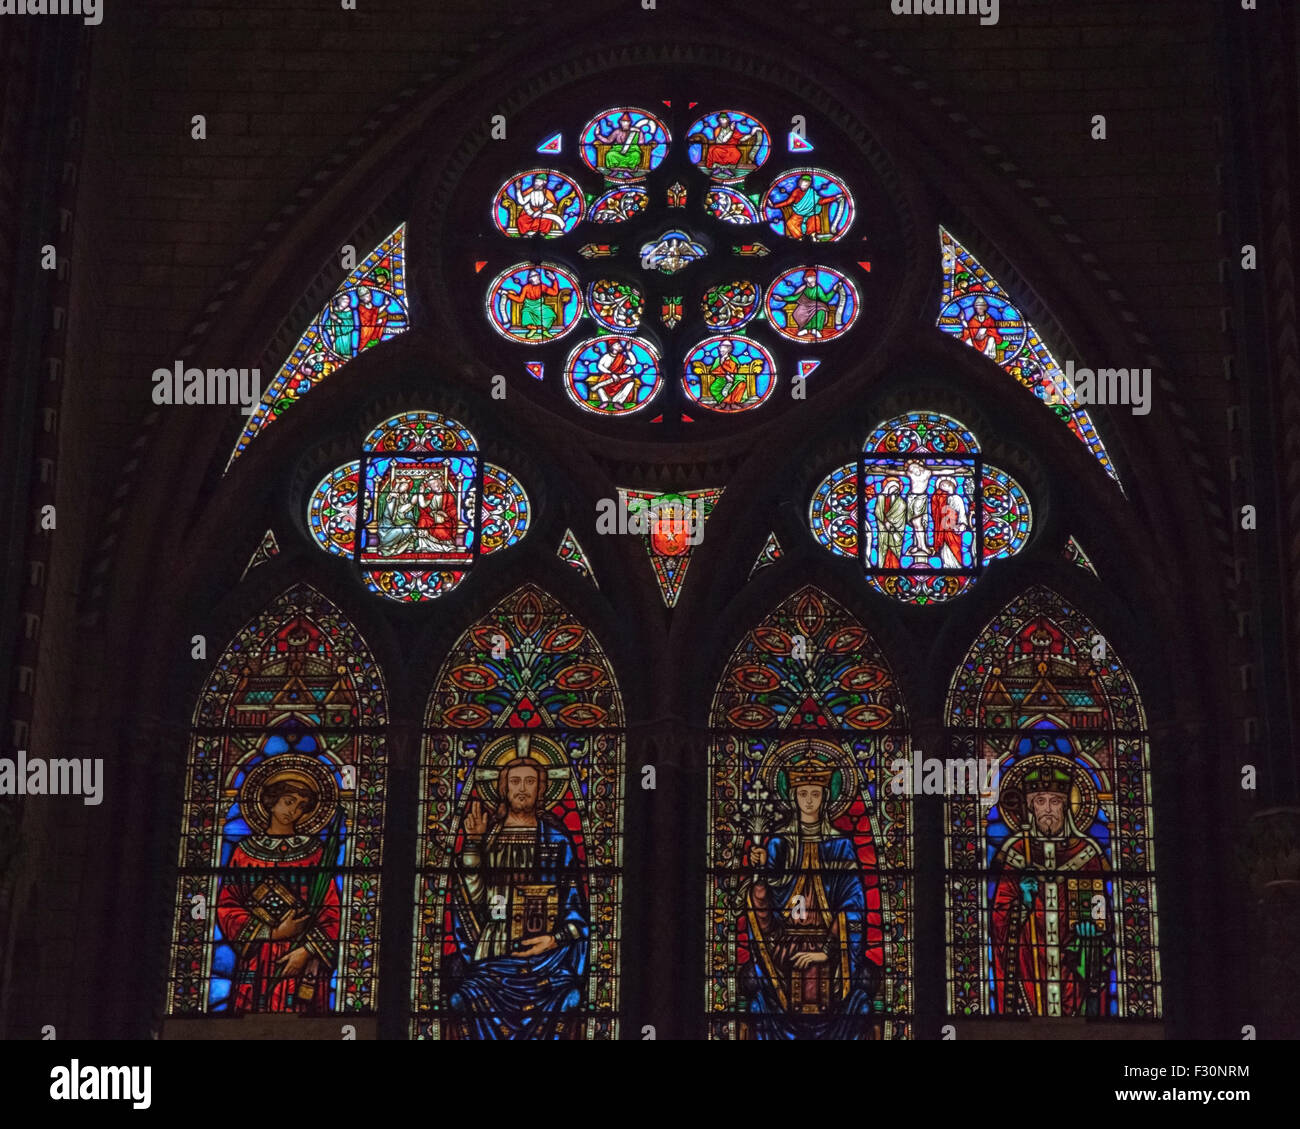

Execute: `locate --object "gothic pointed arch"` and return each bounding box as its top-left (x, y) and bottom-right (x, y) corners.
top-left (706, 584), bottom-right (911, 1039)
top-left (168, 583), bottom-right (389, 1018)
top-left (945, 585), bottom-right (1160, 1020)
top-left (46, 8), bottom-right (1243, 1048)
top-left (413, 583), bottom-right (625, 1039)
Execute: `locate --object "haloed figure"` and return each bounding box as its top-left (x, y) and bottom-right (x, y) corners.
top-left (990, 758), bottom-right (1112, 1017)
top-left (414, 468), bottom-right (458, 550)
top-left (355, 285), bottom-right (390, 350)
top-left (447, 736), bottom-right (588, 1039)
top-left (741, 750), bottom-right (880, 1039)
top-left (216, 769), bottom-right (340, 1014)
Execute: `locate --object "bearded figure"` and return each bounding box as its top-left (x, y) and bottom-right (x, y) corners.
top-left (990, 755), bottom-right (1113, 1017)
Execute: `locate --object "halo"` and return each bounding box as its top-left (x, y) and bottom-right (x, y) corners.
top-left (236, 754), bottom-right (339, 837)
top-left (473, 733), bottom-right (570, 809)
top-left (758, 738), bottom-right (859, 820)
top-left (997, 752), bottom-right (1098, 835)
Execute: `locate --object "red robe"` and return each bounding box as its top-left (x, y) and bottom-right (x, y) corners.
top-left (703, 127), bottom-right (745, 168)
top-left (517, 191), bottom-right (560, 235)
top-left (930, 490), bottom-right (964, 565)
top-left (958, 313), bottom-right (1002, 360)
top-left (990, 833), bottom-right (1109, 1016)
top-left (594, 352), bottom-right (635, 400)
top-left (417, 488), bottom-right (457, 543)
top-left (357, 295), bottom-right (390, 351)
top-left (216, 837), bottom-right (341, 1014)
top-left (519, 279), bottom-right (559, 300)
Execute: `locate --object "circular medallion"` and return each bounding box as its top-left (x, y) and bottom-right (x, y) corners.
top-left (587, 278), bottom-right (644, 333)
top-left (701, 279), bottom-right (760, 330)
top-left (937, 292), bottom-right (1026, 365)
top-left (492, 168), bottom-right (584, 237)
top-left (704, 185), bottom-right (762, 224)
top-left (685, 109), bottom-right (770, 183)
top-left (564, 335), bottom-right (662, 415)
top-left (486, 262), bottom-right (582, 344)
top-left (764, 266), bottom-right (859, 343)
top-left (589, 185), bottom-right (649, 223)
top-left (580, 107), bottom-right (671, 181)
top-left (762, 167), bottom-right (854, 242)
top-left (682, 335), bottom-right (776, 413)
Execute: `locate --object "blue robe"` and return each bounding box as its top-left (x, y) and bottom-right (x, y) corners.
top-left (447, 816), bottom-right (587, 1039)
top-left (743, 826), bottom-right (877, 1039)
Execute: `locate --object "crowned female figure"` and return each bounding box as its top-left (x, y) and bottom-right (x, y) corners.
top-left (742, 742), bottom-right (881, 1039)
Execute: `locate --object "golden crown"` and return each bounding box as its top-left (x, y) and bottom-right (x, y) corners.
top-left (785, 742), bottom-right (835, 788)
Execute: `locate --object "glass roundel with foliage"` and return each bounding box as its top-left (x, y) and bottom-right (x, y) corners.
top-left (464, 102), bottom-right (883, 427)
top-left (413, 585), bottom-right (626, 1040)
top-left (809, 411), bottom-right (1032, 605)
top-left (305, 410), bottom-right (530, 604)
top-left (707, 586), bottom-right (912, 1040)
top-left (944, 586), bottom-right (1160, 1020)
top-left (169, 584), bottom-right (388, 1018)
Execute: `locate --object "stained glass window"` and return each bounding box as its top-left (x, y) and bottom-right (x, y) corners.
top-left (762, 169), bottom-right (854, 242)
top-left (486, 263), bottom-right (583, 345)
top-left (617, 487), bottom-right (721, 606)
top-left (493, 170), bottom-right (585, 237)
top-left (412, 585), bottom-right (625, 1039)
top-left (708, 586), bottom-right (912, 1039)
top-left (938, 228), bottom-right (1122, 490)
top-left (169, 584), bottom-right (387, 1017)
top-left (473, 105), bottom-right (875, 424)
top-left (579, 107), bottom-right (671, 180)
top-left (683, 335), bottom-right (776, 412)
top-left (557, 528), bottom-right (597, 585)
top-left (240, 529), bottom-right (280, 580)
top-left (809, 411), bottom-right (1032, 604)
top-left (765, 265), bottom-right (859, 343)
top-left (590, 185), bottom-right (648, 222)
top-left (304, 410), bottom-right (530, 603)
top-left (1063, 535), bottom-right (1099, 577)
top-left (565, 336), bottom-right (662, 415)
top-left (686, 110), bottom-right (770, 182)
top-left (749, 532), bottom-right (783, 578)
top-left (705, 186), bottom-right (761, 224)
top-left (945, 586), bottom-right (1160, 1018)
top-left (227, 226), bottom-right (409, 470)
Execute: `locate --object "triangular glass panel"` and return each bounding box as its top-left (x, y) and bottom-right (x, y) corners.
top-left (938, 227), bottom-right (1121, 490)
top-left (557, 528), bottom-right (597, 586)
top-left (618, 487), bottom-right (722, 607)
